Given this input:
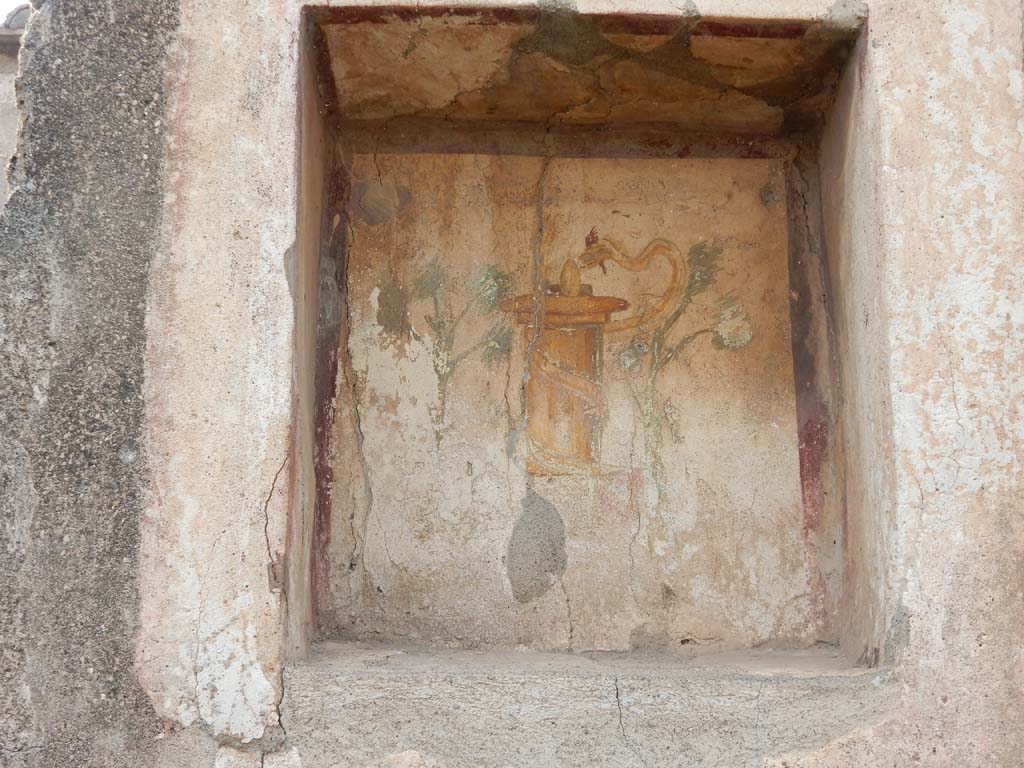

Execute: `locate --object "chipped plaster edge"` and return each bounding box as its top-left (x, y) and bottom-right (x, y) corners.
top-left (135, 0), bottom-right (305, 743)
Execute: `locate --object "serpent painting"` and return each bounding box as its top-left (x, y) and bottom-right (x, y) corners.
top-left (502, 227), bottom-right (751, 477)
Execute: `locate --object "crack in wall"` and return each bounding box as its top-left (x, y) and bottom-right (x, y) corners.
top-left (191, 584), bottom-right (204, 719)
top-left (613, 677), bottom-right (647, 767)
top-left (626, 412), bottom-right (642, 607)
top-left (275, 667), bottom-right (289, 738)
top-left (940, 335), bottom-right (966, 490)
top-left (506, 129), bottom-right (555, 466)
top-left (190, 525), bottom-right (230, 720)
top-left (559, 578), bottom-right (575, 649)
top-left (338, 290), bottom-right (386, 616)
top-left (502, 343), bottom-right (516, 509)
top-left (262, 456), bottom-right (291, 734)
top-left (371, 116), bottom-right (393, 185)
top-left (263, 454), bottom-right (290, 591)
top-left (750, 678), bottom-right (767, 737)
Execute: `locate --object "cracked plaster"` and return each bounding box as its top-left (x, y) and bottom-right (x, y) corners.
top-left (136, 0), bottom-right (1015, 757)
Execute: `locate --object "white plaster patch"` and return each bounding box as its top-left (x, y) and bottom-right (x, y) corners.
top-left (196, 598), bottom-right (278, 738)
top-left (264, 747), bottom-right (304, 767)
top-left (214, 746), bottom-right (261, 768)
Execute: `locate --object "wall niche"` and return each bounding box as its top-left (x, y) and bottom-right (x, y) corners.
top-left (297, 6), bottom-right (859, 657)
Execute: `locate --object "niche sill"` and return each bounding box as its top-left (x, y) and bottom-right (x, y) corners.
top-left (283, 641), bottom-right (891, 767)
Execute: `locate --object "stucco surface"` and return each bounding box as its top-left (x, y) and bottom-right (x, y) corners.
top-left (818, 28), bottom-right (891, 665)
top-left (131, 0), bottom-right (863, 754)
top-left (322, 8), bottom-right (860, 133)
top-left (136, 0), bottom-right (303, 744)
top-left (775, 0), bottom-right (1024, 765)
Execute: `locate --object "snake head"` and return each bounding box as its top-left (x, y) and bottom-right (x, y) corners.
top-left (578, 227), bottom-right (609, 273)
top-left (577, 249), bottom-right (608, 274)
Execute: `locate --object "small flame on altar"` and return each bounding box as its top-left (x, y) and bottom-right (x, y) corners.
top-left (559, 259), bottom-right (582, 297)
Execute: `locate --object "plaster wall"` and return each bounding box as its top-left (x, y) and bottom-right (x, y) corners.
top-left (133, 2), bottom-right (864, 748)
top-left (319, 9), bottom-right (857, 134)
top-left (819, 31), bottom-right (893, 664)
top-left (136, 0), bottom-right (301, 742)
top-left (285, 18), bottom-right (328, 659)
top-left (135, 0), bottom-right (1023, 759)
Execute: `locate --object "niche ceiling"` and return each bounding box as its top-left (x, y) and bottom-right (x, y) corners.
top-left (322, 8), bottom-right (860, 133)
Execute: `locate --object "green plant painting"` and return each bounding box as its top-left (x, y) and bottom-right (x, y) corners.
top-left (411, 257), bottom-right (514, 429)
top-left (610, 240), bottom-right (753, 497)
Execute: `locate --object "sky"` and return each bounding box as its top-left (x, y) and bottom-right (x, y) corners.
top-left (1, 1), bottom-right (26, 21)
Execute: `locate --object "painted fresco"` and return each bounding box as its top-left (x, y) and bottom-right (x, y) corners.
top-left (322, 153), bottom-right (817, 651)
top-left (324, 12), bottom-right (863, 135)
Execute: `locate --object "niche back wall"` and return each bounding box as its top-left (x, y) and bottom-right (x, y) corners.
top-left (318, 150), bottom-right (819, 652)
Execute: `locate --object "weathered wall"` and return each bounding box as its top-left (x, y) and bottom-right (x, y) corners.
top-left (773, 0), bottom-right (1024, 764)
top-left (818, 30), bottom-right (894, 664)
top-left (0, 6), bottom-right (26, 206)
top-left (133, 0), bottom-right (861, 756)
top-left (136, 0), bottom-right (302, 744)
top-left (284, 643), bottom-right (892, 768)
top-left (0, 50), bottom-right (17, 203)
top-left (320, 8), bottom-right (860, 134)
top-left (284, 12), bottom-right (328, 660)
top-left (0, 1), bottom-right (218, 766)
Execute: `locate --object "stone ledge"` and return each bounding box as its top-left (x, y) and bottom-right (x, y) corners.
top-left (282, 642), bottom-right (892, 767)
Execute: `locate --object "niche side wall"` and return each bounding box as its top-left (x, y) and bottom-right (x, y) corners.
top-left (819, 32), bottom-right (896, 664)
top-left (285, 12), bottom-right (330, 658)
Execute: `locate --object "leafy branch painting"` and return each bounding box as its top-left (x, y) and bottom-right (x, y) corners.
top-left (410, 257), bottom-right (514, 429)
top-left (603, 239), bottom-right (753, 495)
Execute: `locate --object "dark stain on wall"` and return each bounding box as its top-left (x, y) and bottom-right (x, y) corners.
top-left (312, 150), bottom-right (351, 614)
top-left (798, 417), bottom-right (830, 531)
top-left (507, 489), bottom-right (567, 603)
top-left (375, 278), bottom-right (414, 344)
top-left (786, 145), bottom-right (843, 640)
top-left (351, 178), bottom-right (410, 226)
